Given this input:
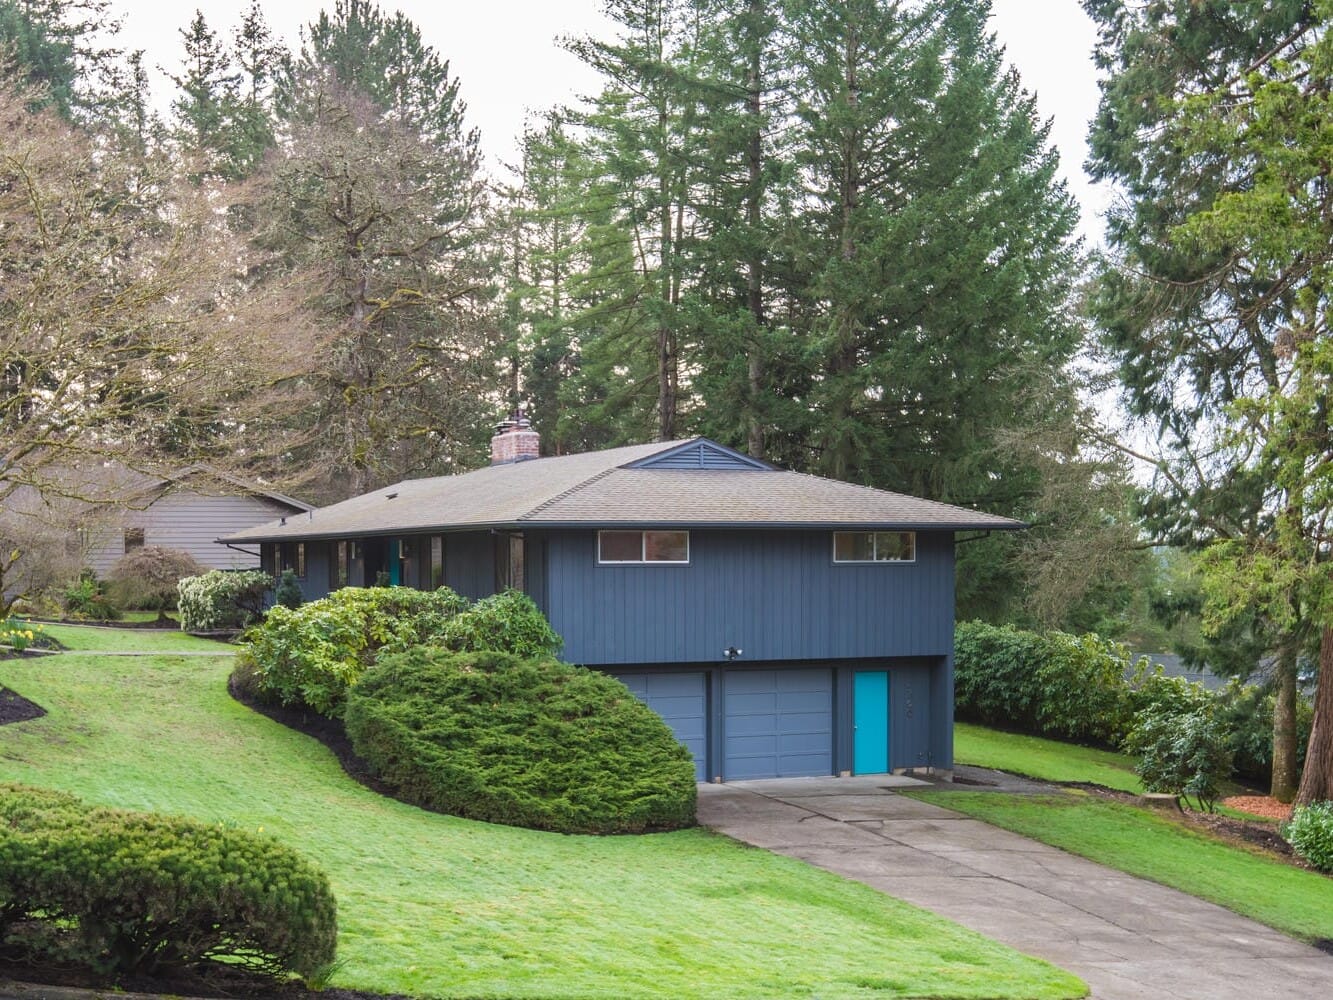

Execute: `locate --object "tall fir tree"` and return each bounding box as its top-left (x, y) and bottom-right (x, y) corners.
top-left (0, 0), bottom-right (121, 122)
top-left (1085, 0), bottom-right (1317, 801)
top-left (262, 1), bottom-right (494, 498)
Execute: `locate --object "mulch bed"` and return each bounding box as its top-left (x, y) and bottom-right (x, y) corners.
top-left (0, 957), bottom-right (410, 1000)
top-left (0, 686), bottom-right (46, 725)
top-left (1224, 794), bottom-right (1294, 822)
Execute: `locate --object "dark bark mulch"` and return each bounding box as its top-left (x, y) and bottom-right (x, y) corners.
top-left (0, 685), bottom-right (46, 725)
top-left (0, 955), bottom-right (409, 1000)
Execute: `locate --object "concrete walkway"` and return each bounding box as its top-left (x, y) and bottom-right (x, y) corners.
top-left (698, 774), bottom-right (1333, 1000)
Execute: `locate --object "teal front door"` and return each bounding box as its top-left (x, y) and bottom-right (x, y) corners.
top-left (854, 671), bottom-right (890, 774)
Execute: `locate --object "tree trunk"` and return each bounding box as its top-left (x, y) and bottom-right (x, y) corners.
top-left (745, 0), bottom-right (766, 460)
top-left (1295, 625), bottom-right (1333, 805)
top-left (1271, 643), bottom-right (1298, 803)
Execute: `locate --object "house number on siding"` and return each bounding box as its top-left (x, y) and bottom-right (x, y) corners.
top-left (904, 680), bottom-right (913, 720)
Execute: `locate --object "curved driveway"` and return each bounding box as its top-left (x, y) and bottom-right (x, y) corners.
top-left (697, 773), bottom-right (1333, 1000)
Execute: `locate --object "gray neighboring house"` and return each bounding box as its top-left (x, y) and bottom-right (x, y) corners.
top-left (223, 419), bottom-right (1022, 783)
top-left (84, 464), bottom-right (312, 576)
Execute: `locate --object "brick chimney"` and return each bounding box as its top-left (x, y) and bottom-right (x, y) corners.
top-left (490, 409), bottom-right (540, 465)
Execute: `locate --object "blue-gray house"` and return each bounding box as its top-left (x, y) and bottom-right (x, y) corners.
top-left (222, 419), bottom-right (1022, 782)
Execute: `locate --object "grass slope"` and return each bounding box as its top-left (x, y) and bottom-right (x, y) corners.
top-left (0, 640), bottom-right (1084, 999)
top-left (30, 621), bottom-right (231, 654)
top-left (954, 722), bottom-right (1143, 792)
top-left (908, 790), bottom-right (1333, 943)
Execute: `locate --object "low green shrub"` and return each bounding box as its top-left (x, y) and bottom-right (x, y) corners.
top-left (177, 569), bottom-right (271, 631)
top-left (1284, 801), bottom-right (1333, 873)
top-left (438, 589), bottom-right (562, 658)
top-left (274, 568), bottom-right (305, 610)
top-left (0, 783), bottom-right (337, 982)
top-left (1126, 669), bottom-right (1211, 720)
top-left (345, 649), bottom-right (697, 834)
top-left (241, 587), bottom-right (469, 716)
top-left (241, 588), bottom-right (563, 718)
top-left (63, 572), bottom-right (121, 621)
top-left (1122, 705), bottom-right (1232, 812)
top-left (954, 621), bottom-right (1133, 745)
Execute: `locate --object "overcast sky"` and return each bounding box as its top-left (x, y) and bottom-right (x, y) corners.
top-left (111, 0), bottom-right (1110, 243)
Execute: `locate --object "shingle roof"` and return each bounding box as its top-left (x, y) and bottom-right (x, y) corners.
top-left (222, 437), bottom-right (1023, 543)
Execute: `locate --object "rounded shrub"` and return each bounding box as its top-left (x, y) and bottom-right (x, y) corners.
top-left (439, 589), bottom-right (562, 658)
top-left (240, 587), bottom-right (564, 718)
top-left (177, 569), bottom-right (271, 631)
top-left (1284, 801), bottom-right (1333, 873)
top-left (108, 546), bottom-right (204, 615)
top-left (1122, 705), bottom-right (1233, 812)
top-left (240, 586), bottom-right (470, 716)
top-left (0, 783), bottom-right (337, 982)
top-left (345, 649), bottom-right (698, 834)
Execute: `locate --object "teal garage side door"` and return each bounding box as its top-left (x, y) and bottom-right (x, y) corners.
top-left (723, 668), bottom-right (833, 780)
top-left (614, 671), bottom-right (708, 781)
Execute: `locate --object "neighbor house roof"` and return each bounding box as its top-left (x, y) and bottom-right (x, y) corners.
top-left (223, 438), bottom-right (1023, 544)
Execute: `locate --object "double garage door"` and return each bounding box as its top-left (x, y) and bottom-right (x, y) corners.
top-left (615, 667), bottom-right (833, 782)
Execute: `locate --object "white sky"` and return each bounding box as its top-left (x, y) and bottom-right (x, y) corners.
top-left (110, 0), bottom-right (1109, 243)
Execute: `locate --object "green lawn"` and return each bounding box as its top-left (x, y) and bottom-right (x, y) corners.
top-left (0, 639), bottom-right (1085, 999)
top-left (26, 621), bottom-right (231, 654)
top-left (954, 722), bottom-right (1144, 792)
top-left (908, 789), bottom-right (1333, 942)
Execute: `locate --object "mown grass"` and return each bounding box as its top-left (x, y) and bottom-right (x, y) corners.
top-left (954, 721), bottom-right (1143, 792)
top-left (25, 621), bottom-right (231, 654)
top-left (908, 789), bottom-right (1333, 943)
top-left (0, 640), bottom-right (1085, 999)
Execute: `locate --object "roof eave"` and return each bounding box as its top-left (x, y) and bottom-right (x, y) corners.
top-left (221, 518), bottom-right (1026, 544)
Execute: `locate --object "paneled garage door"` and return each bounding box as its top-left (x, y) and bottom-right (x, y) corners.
top-left (615, 671), bottom-right (708, 781)
top-left (723, 668), bottom-right (833, 779)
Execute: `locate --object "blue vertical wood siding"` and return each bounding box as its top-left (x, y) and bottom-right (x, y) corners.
top-left (542, 529), bottom-right (955, 666)
top-left (443, 532), bottom-right (495, 600)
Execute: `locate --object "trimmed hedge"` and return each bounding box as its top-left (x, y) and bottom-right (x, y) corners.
top-left (344, 649), bottom-right (698, 834)
top-left (239, 587), bottom-right (561, 717)
top-left (0, 783), bottom-right (336, 981)
top-left (954, 621), bottom-right (1135, 744)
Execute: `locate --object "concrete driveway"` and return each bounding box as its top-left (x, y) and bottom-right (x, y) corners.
top-left (697, 773), bottom-right (1333, 1000)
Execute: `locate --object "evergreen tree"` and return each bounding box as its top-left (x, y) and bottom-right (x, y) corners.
top-left (514, 0), bottom-right (1113, 625)
top-left (169, 11), bottom-right (243, 178)
top-left (262, 3), bottom-right (494, 498)
top-left (279, 0), bottom-right (475, 154)
top-left (1085, 0), bottom-right (1317, 801)
top-left (559, 0), bottom-right (717, 442)
top-left (0, 0), bottom-right (120, 122)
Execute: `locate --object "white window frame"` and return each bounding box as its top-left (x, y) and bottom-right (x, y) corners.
top-left (597, 529), bottom-right (690, 565)
top-left (832, 530), bottom-right (916, 564)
